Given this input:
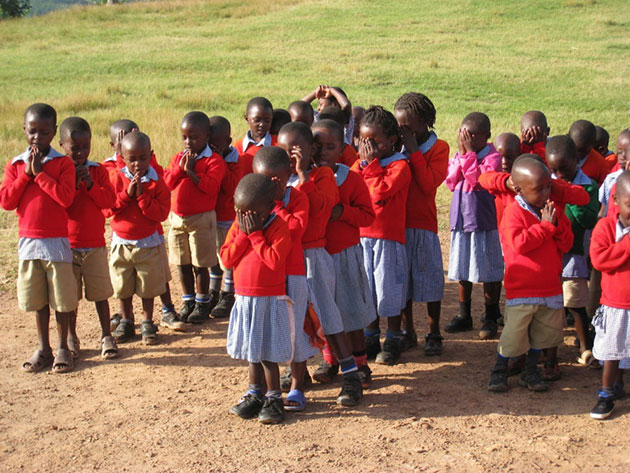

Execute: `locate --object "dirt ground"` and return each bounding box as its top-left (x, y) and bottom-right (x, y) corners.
top-left (2, 267), bottom-right (629, 473)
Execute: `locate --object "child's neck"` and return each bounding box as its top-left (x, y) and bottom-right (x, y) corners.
top-left (417, 129), bottom-right (431, 144)
top-left (36, 145), bottom-right (51, 156)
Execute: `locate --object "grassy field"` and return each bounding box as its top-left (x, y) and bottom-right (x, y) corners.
top-left (0, 0), bottom-right (629, 282)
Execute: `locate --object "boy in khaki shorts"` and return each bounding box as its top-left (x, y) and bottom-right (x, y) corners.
top-left (487, 156), bottom-right (573, 393)
top-left (0, 103), bottom-right (78, 373)
top-left (164, 112), bottom-right (226, 323)
top-left (104, 131), bottom-right (171, 345)
top-left (60, 116), bottom-right (119, 360)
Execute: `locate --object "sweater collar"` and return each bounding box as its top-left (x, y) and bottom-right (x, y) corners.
top-left (515, 194), bottom-right (541, 220)
top-left (401, 131), bottom-right (437, 156)
top-left (476, 144), bottom-right (491, 160)
top-left (262, 212), bottom-right (276, 229)
top-left (223, 146), bottom-right (239, 163)
top-left (121, 165), bottom-right (158, 183)
top-left (334, 163), bottom-right (350, 186)
top-left (379, 151), bottom-right (408, 168)
top-left (242, 131), bottom-right (272, 151)
top-left (616, 219), bottom-right (630, 242)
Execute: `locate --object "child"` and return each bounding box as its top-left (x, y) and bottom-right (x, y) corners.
top-left (221, 173), bottom-right (292, 424)
top-left (488, 156), bottom-right (573, 392)
top-left (234, 97), bottom-right (276, 176)
top-left (546, 135), bottom-right (599, 372)
top-left (0, 103), bottom-right (77, 373)
top-left (318, 106), bottom-right (359, 167)
top-left (302, 85), bottom-right (354, 144)
top-left (103, 119), bottom-right (138, 174)
top-left (595, 125), bottom-right (617, 169)
top-left (278, 121), bottom-right (363, 406)
top-left (589, 171), bottom-right (630, 419)
top-left (313, 119), bottom-right (377, 386)
top-left (60, 117), bottom-right (118, 360)
top-left (352, 106), bottom-right (365, 151)
top-left (270, 108), bottom-right (291, 136)
top-left (288, 100), bottom-right (314, 126)
top-left (495, 133), bottom-right (521, 174)
top-left (394, 92), bottom-right (449, 356)
top-left (164, 112), bottom-right (226, 324)
top-left (445, 112), bottom-right (504, 340)
top-left (569, 119), bottom-right (612, 185)
top-left (208, 115), bottom-right (239, 318)
top-left (520, 111), bottom-right (549, 163)
top-left (351, 106), bottom-right (411, 365)
top-left (105, 132), bottom-right (171, 345)
top-left (252, 146), bottom-right (319, 410)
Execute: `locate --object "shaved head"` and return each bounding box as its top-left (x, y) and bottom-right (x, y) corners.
top-left (121, 130), bottom-right (151, 153)
top-left (521, 110), bottom-right (548, 130)
top-left (512, 154), bottom-right (551, 187)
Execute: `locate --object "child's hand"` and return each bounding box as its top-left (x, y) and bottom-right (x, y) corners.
top-left (458, 128), bottom-right (474, 154)
top-left (359, 137), bottom-right (378, 163)
top-left (127, 176), bottom-right (137, 198)
top-left (236, 209), bottom-right (248, 234)
top-left (179, 150), bottom-right (190, 171)
top-left (29, 145), bottom-right (43, 176)
top-left (185, 152), bottom-right (197, 173)
top-left (115, 129), bottom-right (125, 156)
top-left (293, 146), bottom-right (311, 179)
top-left (542, 200), bottom-right (557, 225)
top-left (506, 175), bottom-right (516, 193)
top-left (24, 146), bottom-right (36, 176)
top-left (246, 211), bottom-right (264, 233)
top-left (270, 176), bottom-right (284, 202)
top-left (315, 85), bottom-right (328, 99)
top-left (75, 165), bottom-right (90, 188)
top-left (522, 126), bottom-right (544, 146)
top-left (329, 204), bottom-right (343, 222)
top-left (399, 126), bottom-right (419, 154)
top-left (135, 173), bottom-right (143, 196)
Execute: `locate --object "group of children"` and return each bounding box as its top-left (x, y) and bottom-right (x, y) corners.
top-left (3, 85), bottom-right (629, 424)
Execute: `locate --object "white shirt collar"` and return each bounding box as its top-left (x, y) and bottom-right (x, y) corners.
top-left (120, 165), bottom-right (159, 183)
top-left (615, 219), bottom-right (630, 242)
top-left (12, 146), bottom-right (64, 165)
top-left (242, 131), bottom-right (271, 151)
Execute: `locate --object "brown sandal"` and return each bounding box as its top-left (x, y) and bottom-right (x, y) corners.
top-left (21, 349), bottom-right (53, 373)
top-left (101, 336), bottom-right (119, 360)
top-left (52, 348), bottom-right (74, 374)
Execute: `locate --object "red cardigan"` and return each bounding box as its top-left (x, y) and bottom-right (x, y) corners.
top-left (352, 156), bottom-right (411, 244)
top-left (521, 142), bottom-right (547, 165)
top-left (103, 153), bottom-right (164, 177)
top-left (216, 151), bottom-right (241, 222)
top-left (405, 139), bottom-right (449, 233)
top-left (275, 187), bottom-right (309, 276)
top-left (337, 144), bottom-right (359, 168)
top-left (581, 149), bottom-right (613, 186)
top-left (219, 216), bottom-right (291, 296)
top-left (325, 166), bottom-right (375, 255)
top-left (234, 134), bottom-right (278, 177)
top-left (67, 163), bottom-right (116, 248)
top-left (297, 166), bottom-right (339, 249)
top-left (590, 217), bottom-right (630, 309)
top-left (163, 149), bottom-right (227, 217)
top-left (0, 155), bottom-right (75, 238)
top-left (104, 168), bottom-right (171, 240)
top-left (500, 201), bottom-right (573, 299)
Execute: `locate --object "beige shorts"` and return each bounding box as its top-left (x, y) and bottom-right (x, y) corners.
top-left (18, 259), bottom-right (78, 313)
top-left (168, 211), bottom-right (217, 268)
top-left (109, 244), bottom-right (166, 299)
top-left (497, 304), bottom-right (564, 358)
top-left (562, 278), bottom-right (589, 308)
top-left (215, 225), bottom-right (231, 271)
top-left (72, 247), bottom-right (114, 302)
top-left (158, 241), bottom-right (172, 283)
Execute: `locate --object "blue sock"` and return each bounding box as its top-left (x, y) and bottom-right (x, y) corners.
top-left (364, 328), bottom-right (380, 337)
top-left (182, 294), bottom-right (194, 302)
top-left (161, 304), bottom-right (175, 314)
top-left (339, 356), bottom-right (358, 375)
top-left (210, 267), bottom-right (223, 292)
top-left (247, 384), bottom-right (263, 397)
top-left (386, 329), bottom-right (402, 339)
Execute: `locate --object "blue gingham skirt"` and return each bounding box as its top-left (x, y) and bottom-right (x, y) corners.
top-left (562, 230), bottom-right (591, 279)
top-left (227, 294), bottom-right (294, 363)
top-left (304, 247), bottom-right (344, 336)
top-left (405, 228), bottom-right (445, 303)
top-left (287, 275), bottom-right (319, 362)
top-left (448, 229), bottom-right (504, 283)
top-left (361, 237), bottom-right (408, 317)
top-left (332, 244), bottom-right (377, 332)
top-left (592, 305), bottom-right (630, 361)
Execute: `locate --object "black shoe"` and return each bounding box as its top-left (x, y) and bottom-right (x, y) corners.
top-left (519, 368), bottom-right (548, 392)
top-left (112, 319), bottom-right (135, 343)
top-left (445, 315), bottom-right (473, 333)
top-left (178, 300), bottom-right (196, 323)
top-left (337, 374), bottom-right (363, 407)
top-left (479, 320), bottom-right (498, 340)
top-left (365, 334), bottom-right (381, 360)
top-left (211, 291), bottom-right (234, 319)
top-left (313, 361), bottom-right (339, 384)
top-left (258, 397), bottom-right (285, 424)
top-left (423, 333), bottom-right (444, 356)
top-left (141, 320), bottom-right (158, 345)
top-left (590, 392), bottom-right (615, 420)
top-left (188, 302), bottom-right (211, 324)
top-left (507, 355), bottom-right (526, 377)
top-left (109, 313), bottom-right (122, 332)
top-left (357, 365), bottom-right (372, 389)
top-left (231, 393), bottom-right (264, 419)
top-left (375, 337), bottom-right (401, 366)
top-left (400, 331), bottom-right (419, 352)
top-left (488, 366), bottom-right (509, 392)
top-left (160, 309), bottom-right (186, 331)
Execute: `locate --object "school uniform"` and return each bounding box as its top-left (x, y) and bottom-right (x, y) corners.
top-left (579, 149), bottom-right (613, 186)
top-left (234, 132), bottom-right (277, 177)
top-left (220, 215), bottom-right (293, 363)
top-left (0, 147), bottom-right (78, 313)
top-left (351, 153), bottom-right (411, 317)
top-left (215, 146), bottom-right (241, 268)
top-left (520, 141), bottom-right (547, 165)
top-left (314, 111), bottom-right (355, 145)
top-left (599, 168), bottom-right (623, 217)
top-left (336, 144), bottom-right (359, 168)
top-left (602, 150), bottom-right (617, 169)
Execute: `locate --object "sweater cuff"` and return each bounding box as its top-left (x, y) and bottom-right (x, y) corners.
top-left (362, 159), bottom-right (383, 177)
top-left (297, 179), bottom-right (316, 194)
top-left (118, 189), bottom-right (132, 203)
top-left (247, 230), bottom-right (264, 244)
top-left (540, 220), bottom-right (556, 233)
top-left (17, 170), bottom-right (33, 185)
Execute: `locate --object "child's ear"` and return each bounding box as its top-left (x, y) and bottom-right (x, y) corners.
top-left (614, 193), bottom-right (619, 206)
top-left (228, 136), bottom-right (233, 146)
top-left (243, 113), bottom-right (248, 122)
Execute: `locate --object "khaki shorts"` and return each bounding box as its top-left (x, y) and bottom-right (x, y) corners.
top-left (215, 225), bottom-right (231, 271)
top-left (168, 211), bottom-right (217, 268)
top-left (72, 247), bottom-right (114, 302)
top-left (562, 278), bottom-right (589, 308)
top-left (497, 304), bottom-right (564, 358)
top-left (109, 244), bottom-right (166, 299)
top-left (18, 259), bottom-right (78, 313)
top-left (158, 241), bottom-right (172, 283)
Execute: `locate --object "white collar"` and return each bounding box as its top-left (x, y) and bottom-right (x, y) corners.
top-left (120, 165), bottom-right (159, 183)
top-left (12, 146), bottom-right (64, 165)
top-left (242, 131), bottom-right (271, 151)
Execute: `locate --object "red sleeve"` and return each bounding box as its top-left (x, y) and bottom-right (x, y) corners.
top-left (151, 154), bottom-right (164, 178)
top-left (247, 220), bottom-right (291, 271)
top-left (33, 157), bottom-right (76, 208)
top-left (502, 206), bottom-right (558, 255)
top-left (221, 161), bottom-right (241, 198)
top-left (297, 167), bottom-right (339, 218)
top-left (275, 189), bottom-right (309, 242)
top-left (163, 153), bottom-right (186, 190)
top-left (478, 171), bottom-right (511, 196)
top-left (552, 212), bottom-right (574, 253)
top-left (550, 179), bottom-right (589, 207)
top-left (337, 172), bottom-right (375, 228)
top-left (339, 145), bottom-right (358, 167)
top-left (590, 218), bottom-right (630, 273)
top-left (103, 172), bottom-right (133, 217)
top-left (0, 161), bottom-right (32, 211)
top-left (85, 165), bottom-right (116, 209)
top-left (195, 154), bottom-right (226, 196)
top-left (219, 221), bottom-right (250, 269)
top-left (137, 178), bottom-right (171, 223)
top-left (407, 140), bottom-right (449, 195)
top-left (521, 142), bottom-right (547, 164)
top-left (362, 159), bottom-right (411, 204)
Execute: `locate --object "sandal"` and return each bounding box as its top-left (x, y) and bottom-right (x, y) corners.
top-left (52, 348), bottom-right (74, 374)
top-left (284, 389), bottom-right (306, 412)
top-left (141, 320), bottom-right (158, 345)
top-left (68, 335), bottom-right (80, 359)
top-left (110, 313), bottom-right (122, 332)
top-left (101, 336), bottom-right (119, 360)
top-left (577, 350), bottom-right (595, 366)
top-left (21, 349), bottom-right (53, 373)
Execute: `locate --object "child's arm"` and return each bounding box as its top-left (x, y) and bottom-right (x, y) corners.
top-left (220, 160), bottom-right (241, 201)
top-left (163, 153), bottom-right (186, 190)
top-left (407, 141), bottom-right (449, 195)
top-left (275, 189), bottom-right (309, 242)
top-left (361, 160), bottom-right (411, 205)
top-left (248, 219), bottom-right (291, 272)
top-left (326, 87), bottom-right (352, 120)
top-left (335, 174), bottom-right (375, 228)
top-left (33, 157), bottom-right (76, 208)
top-left (444, 155), bottom-right (464, 191)
top-left (219, 221), bottom-right (251, 269)
top-left (564, 184), bottom-right (599, 230)
top-left (0, 161), bottom-right (31, 211)
top-left (301, 85), bottom-right (323, 105)
top-left (86, 165), bottom-right (116, 210)
top-left (136, 179), bottom-right (171, 223)
top-left (478, 171), bottom-right (512, 197)
top-left (590, 219), bottom-right (630, 273)
top-left (190, 155), bottom-right (226, 196)
top-left (297, 167), bottom-right (339, 219)
top-left (103, 173), bottom-right (134, 217)
top-left (550, 178), bottom-right (589, 207)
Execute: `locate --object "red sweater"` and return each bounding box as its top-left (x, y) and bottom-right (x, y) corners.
top-left (500, 201), bottom-right (573, 299)
top-left (521, 142), bottom-right (547, 165)
top-left (351, 156), bottom-right (411, 244)
top-left (163, 149), bottom-right (226, 217)
top-left (275, 187), bottom-right (309, 276)
top-left (103, 153), bottom-right (164, 177)
top-left (337, 144), bottom-right (358, 167)
top-left (603, 151), bottom-right (617, 169)
top-left (234, 134), bottom-right (278, 177)
top-left (405, 139), bottom-right (449, 233)
top-left (219, 216), bottom-right (291, 296)
top-left (581, 149), bottom-right (612, 186)
top-left (590, 217), bottom-right (630, 309)
top-left (104, 168), bottom-right (171, 241)
top-left (325, 166), bottom-right (375, 255)
top-left (0, 155), bottom-right (75, 238)
top-left (216, 149), bottom-right (241, 222)
top-left (67, 163), bottom-right (116, 248)
top-left (297, 166), bottom-right (339, 249)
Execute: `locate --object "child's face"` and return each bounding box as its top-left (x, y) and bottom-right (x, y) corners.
top-left (359, 124), bottom-right (397, 159)
top-left (245, 105), bottom-right (273, 142)
top-left (60, 132), bottom-right (91, 166)
top-left (181, 121), bottom-right (209, 155)
top-left (615, 188), bottom-right (630, 228)
top-left (547, 153), bottom-right (577, 182)
top-left (236, 199), bottom-right (274, 223)
top-left (517, 174), bottom-right (552, 210)
top-left (208, 129), bottom-right (232, 157)
top-left (394, 109), bottom-right (429, 142)
top-left (23, 113), bottom-right (56, 151)
top-left (616, 135), bottom-right (630, 170)
top-left (278, 132), bottom-right (313, 174)
top-left (317, 98), bottom-right (337, 114)
top-left (574, 138), bottom-right (594, 159)
top-left (313, 127), bottom-right (344, 170)
top-left (122, 142), bottom-right (152, 176)
top-left (461, 124), bottom-right (490, 153)
top-left (254, 165), bottom-right (290, 201)
top-left (495, 136), bottom-right (521, 173)
top-left (289, 108), bottom-right (314, 126)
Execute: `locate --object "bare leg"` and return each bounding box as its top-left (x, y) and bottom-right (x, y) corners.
top-left (121, 297), bottom-right (134, 322)
top-left (35, 306), bottom-right (52, 353)
top-left (178, 265), bottom-right (195, 296)
top-left (55, 311), bottom-right (72, 351)
top-left (141, 297), bottom-right (154, 322)
top-left (95, 300), bottom-right (112, 338)
top-left (427, 300), bottom-right (441, 334)
top-left (261, 360), bottom-right (280, 393)
top-left (193, 266), bottom-right (209, 295)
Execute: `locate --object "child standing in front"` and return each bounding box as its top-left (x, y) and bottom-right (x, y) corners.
top-left (394, 92), bottom-right (449, 356)
top-left (0, 103), bottom-right (77, 373)
top-left (164, 112), bottom-right (226, 324)
top-left (445, 112), bottom-right (504, 340)
top-left (221, 173), bottom-right (292, 424)
top-left (351, 106), bottom-right (412, 365)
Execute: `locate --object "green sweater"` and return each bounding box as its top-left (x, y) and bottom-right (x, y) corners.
top-left (564, 172), bottom-right (599, 256)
